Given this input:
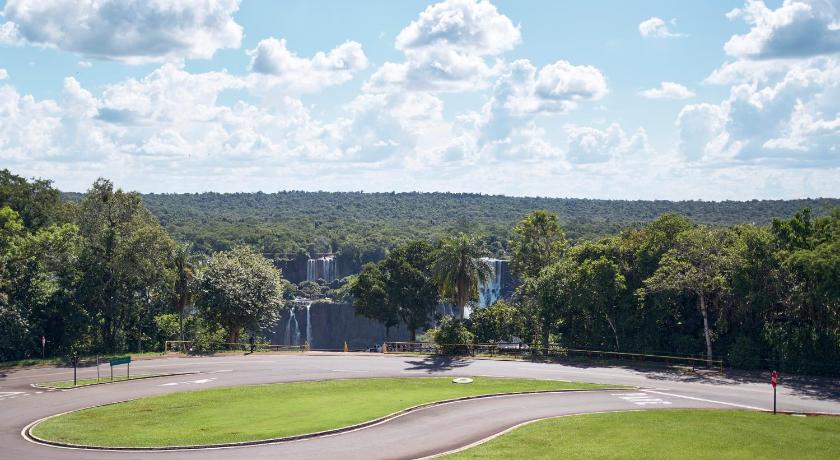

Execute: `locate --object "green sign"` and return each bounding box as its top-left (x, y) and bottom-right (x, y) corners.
top-left (110, 356), bottom-right (131, 366)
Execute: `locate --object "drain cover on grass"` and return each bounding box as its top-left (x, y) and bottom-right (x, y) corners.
top-left (452, 378), bottom-right (474, 384)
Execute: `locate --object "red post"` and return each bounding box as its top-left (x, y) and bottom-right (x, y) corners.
top-left (771, 370), bottom-right (778, 414)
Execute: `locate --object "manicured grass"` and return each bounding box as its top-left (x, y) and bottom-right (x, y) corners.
top-left (448, 410), bottom-right (840, 459)
top-left (35, 374), bottom-right (165, 389)
top-left (31, 377), bottom-right (620, 447)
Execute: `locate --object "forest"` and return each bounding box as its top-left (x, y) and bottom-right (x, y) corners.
top-left (3, 169), bottom-right (839, 376)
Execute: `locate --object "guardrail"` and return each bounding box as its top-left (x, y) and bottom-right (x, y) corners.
top-left (382, 341), bottom-right (724, 370)
top-left (164, 341), bottom-right (305, 354)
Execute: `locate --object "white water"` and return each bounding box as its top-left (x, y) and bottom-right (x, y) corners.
top-left (478, 257), bottom-right (506, 308)
top-left (285, 309), bottom-right (301, 345)
top-left (307, 255), bottom-right (338, 283)
top-left (305, 302), bottom-right (313, 346)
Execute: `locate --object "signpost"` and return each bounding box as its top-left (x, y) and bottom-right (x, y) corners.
top-left (40, 336), bottom-right (45, 359)
top-left (109, 356), bottom-right (131, 382)
top-left (71, 355), bottom-right (78, 386)
top-left (771, 370), bottom-right (778, 414)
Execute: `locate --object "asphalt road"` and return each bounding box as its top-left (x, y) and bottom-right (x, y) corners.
top-left (1, 353), bottom-right (839, 459)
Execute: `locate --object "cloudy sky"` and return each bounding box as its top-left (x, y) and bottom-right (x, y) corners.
top-left (0, 0), bottom-right (838, 199)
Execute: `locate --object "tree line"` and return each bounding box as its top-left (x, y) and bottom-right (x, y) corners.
top-left (1, 170), bottom-right (285, 360)
top-left (351, 210), bottom-right (840, 375)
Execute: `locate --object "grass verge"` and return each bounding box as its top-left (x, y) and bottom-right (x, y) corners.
top-left (447, 409), bottom-right (840, 459)
top-left (34, 374), bottom-right (167, 389)
top-left (31, 377), bottom-right (622, 447)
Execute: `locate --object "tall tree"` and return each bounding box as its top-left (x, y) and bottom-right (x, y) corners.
top-left (76, 179), bottom-right (176, 352)
top-left (197, 246), bottom-right (284, 344)
top-left (432, 233), bottom-right (492, 319)
top-left (573, 256), bottom-right (626, 351)
top-left (509, 210), bottom-right (567, 280)
top-left (172, 243), bottom-right (197, 343)
top-left (645, 226), bottom-right (731, 364)
top-left (350, 241), bottom-right (438, 341)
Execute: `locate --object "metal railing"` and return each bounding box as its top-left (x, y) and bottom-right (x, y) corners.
top-left (163, 340), bottom-right (305, 354)
top-left (382, 341), bottom-right (724, 370)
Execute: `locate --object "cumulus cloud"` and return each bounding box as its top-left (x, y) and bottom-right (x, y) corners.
top-left (639, 17), bottom-right (686, 38)
top-left (247, 38), bottom-right (368, 93)
top-left (0, 21), bottom-right (22, 45)
top-left (679, 56), bottom-right (840, 164)
top-left (366, 0), bottom-right (520, 92)
top-left (0, 68), bottom-right (7, 80)
top-left (640, 81), bottom-right (695, 99)
top-left (1, 0), bottom-right (243, 64)
top-left (725, 0), bottom-right (840, 59)
top-left (565, 123), bottom-right (651, 163)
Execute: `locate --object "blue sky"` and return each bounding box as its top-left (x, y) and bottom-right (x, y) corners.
top-left (0, 0), bottom-right (837, 199)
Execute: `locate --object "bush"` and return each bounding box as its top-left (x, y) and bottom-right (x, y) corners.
top-left (470, 301), bottom-right (524, 343)
top-left (727, 335), bottom-right (762, 369)
top-left (433, 316), bottom-right (474, 355)
top-left (189, 318), bottom-right (227, 354)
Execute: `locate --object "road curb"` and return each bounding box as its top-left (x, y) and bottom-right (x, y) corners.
top-left (23, 387), bottom-right (630, 452)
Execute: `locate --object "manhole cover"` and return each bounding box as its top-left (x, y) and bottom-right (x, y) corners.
top-left (452, 378), bottom-right (474, 384)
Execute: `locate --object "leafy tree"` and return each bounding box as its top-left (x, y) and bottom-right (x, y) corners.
top-left (0, 169), bottom-right (62, 230)
top-left (432, 315), bottom-right (474, 355)
top-left (172, 244), bottom-right (197, 343)
top-left (471, 300), bottom-right (523, 343)
top-left (645, 226), bottom-right (732, 364)
top-left (351, 263), bottom-right (398, 334)
top-left (350, 241), bottom-right (438, 340)
top-left (573, 257), bottom-right (626, 351)
top-left (197, 246), bottom-right (284, 344)
top-left (526, 259), bottom-right (576, 351)
top-left (432, 233), bottom-right (492, 319)
top-left (76, 179), bottom-right (176, 352)
top-left (509, 210), bottom-right (566, 280)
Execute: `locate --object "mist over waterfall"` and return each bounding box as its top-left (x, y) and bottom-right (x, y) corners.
top-left (478, 257), bottom-right (508, 307)
top-left (307, 255), bottom-right (338, 283)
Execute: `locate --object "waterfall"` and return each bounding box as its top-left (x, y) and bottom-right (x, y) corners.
top-left (306, 255), bottom-right (338, 283)
top-left (478, 258), bottom-right (506, 307)
top-left (285, 309), bottom-right (301, 345)
top-left (305, 301), bottom-right (313, 347)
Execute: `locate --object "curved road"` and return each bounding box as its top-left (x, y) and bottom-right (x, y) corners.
top-left (2, 353), bottom-right (839, 459)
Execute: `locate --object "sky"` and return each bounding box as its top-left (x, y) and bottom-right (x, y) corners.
top-left (0, 0), bottom-right (838, 199)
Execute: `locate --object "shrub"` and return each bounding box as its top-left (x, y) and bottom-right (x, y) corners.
top-left (433, 316), bottom-right (474, 355)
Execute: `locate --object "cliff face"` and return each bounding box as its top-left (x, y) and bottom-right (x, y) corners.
top-left (269, 302), bottom-right (410, 350)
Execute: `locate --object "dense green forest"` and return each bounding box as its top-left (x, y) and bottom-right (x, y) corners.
top-left (5, 170), bottom-right (839, 377)
top-left (64, 191), bottom-right (840, 278)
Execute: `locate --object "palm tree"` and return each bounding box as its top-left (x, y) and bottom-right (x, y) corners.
top-left (432, 233), bottom-right (493, 319)
top-left (172, 243), bottom-right (197, 345)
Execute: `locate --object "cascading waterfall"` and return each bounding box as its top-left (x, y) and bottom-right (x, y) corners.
top-left (305, 301), bottom-right (313, 347)
top-left (285, 308), bottom-right (301, 346)
top-left (306, 255), bottom-right (338, 283)
top-left (478, 257), bottom-right (506, 307)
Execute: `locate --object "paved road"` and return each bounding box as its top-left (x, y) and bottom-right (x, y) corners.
top-left (1, 353), bottom-right (838, 459)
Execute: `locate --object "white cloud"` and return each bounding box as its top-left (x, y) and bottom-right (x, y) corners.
top-left (0, 21), bottom-right (23, 45)
top-left (679, 56), bottom-right (840, 164)
top-left (0, 69), bottom-right (7, 80)
top-left (78, 61), bottom-right (93, 68)
top-left (365, 0), bottom-right (519, 92)
top-left (725, 0), bottom-right (840, 59)
top-left (565, 123), bottom-right (651, 163)
top-left (639, 17), bottom-right (686, 38)
top-left (2, 0), bottom-right (243, 64)
top-left (247, 38), bottom-right (368, 93)
top-left (640, 81), bottom-right (695, 99)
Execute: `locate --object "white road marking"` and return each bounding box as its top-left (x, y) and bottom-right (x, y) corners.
top-left (0, 391), bottom-right (26, 400)
top-left (642, 389), bottom-right (764, 410)
top-left (331, 369), bottom-right (369, 373)
top-left (158, 377), bottom-right (217, 387)
top-left (612, 392), bottom-right (672, 406)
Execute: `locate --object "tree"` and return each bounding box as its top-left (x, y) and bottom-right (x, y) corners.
top-left (509, 210), bottom-right (567, 280)
top-left (471, 300), bottom-right (523, 343)
top-left (0, 169), bottom-right (62, 230)
top-left (526, 259), bottom-right (576, 351)
top-left (350, 241), bottom-right (438, 340)
top-left (432, 233), bottom-right (492, 319)
top-left (573, 257), bottom-right (626, 351)
top-left (197, 246), bottom-right (284, 344)
top-left (645, 226), bottom-right (731, 364)
top-left (76, 179), bottom-right (176, 352)
top-left (350, 263), bottom-right (398, 335)
top-left (172, 244), bottom-right (197, 343)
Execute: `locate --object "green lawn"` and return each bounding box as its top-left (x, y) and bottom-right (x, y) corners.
top-left (448, 410), bottom-right (840, 459)
top-left (35, 374), bottom-right (165, 389)
top-left (31, 377), bottom-right (620, 447)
